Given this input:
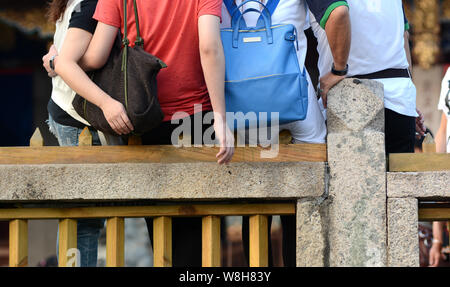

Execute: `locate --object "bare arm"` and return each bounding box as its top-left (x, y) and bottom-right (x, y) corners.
top-left (325, 6), bottom-right (351, 71)
top-left (435, 113), bottom-right (448, 153)
top-left (198, 15), bottom-right (234, 164)
top-left (429, 221), bottom-right (445, 267)
top-left (53, 25), bottom-right (133, 135)
top-left (319, 6), bottom-right (351, 108)
top-left (78, 22), bottom-right (118, 71)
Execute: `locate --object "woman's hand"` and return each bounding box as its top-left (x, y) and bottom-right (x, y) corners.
top-left (100, 97), bottom-right (134, 135)
top-left (213, 116), bottom-right (235, 165)
top-left (42, 45), bottom-right (58, 77)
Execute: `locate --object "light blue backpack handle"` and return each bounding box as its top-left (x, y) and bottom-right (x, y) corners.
top-left (232, 8), bottom-right (273, 48)
top-left (224, 0), bottom-right (280, 28)
top-left (227, 0), bottom-right (271, 29)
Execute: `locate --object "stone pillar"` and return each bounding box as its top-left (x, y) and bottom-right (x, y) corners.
top-left (326, 79), bottom-right (387, 266)
top-left (387, 198), bottom-right (419, 267)
top-left (296, 199), bottom-right (327, 267)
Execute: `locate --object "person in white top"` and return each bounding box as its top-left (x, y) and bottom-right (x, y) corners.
top-left (221, 0), bottom-right (351, 267)
top-left (436, 67), bottom-right (450, 154)
top-left (310, 0), bottom-right (418, 154)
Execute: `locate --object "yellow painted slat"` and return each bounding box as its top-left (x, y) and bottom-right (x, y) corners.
top-left (9, 219), bottom-right (28, 267)
top-left (78, 127), bottom-right (92, 147)
top-left (106, 217), bottom-right (125, 267)
top-left (29, 128), bottom-right (44, 147)
top-left (58, 219), bottom-right (77, 267)
top-left (249, 215), bottom-right (268, 267)
top-left (153, 216), bottom-right (172, 267)
top-left (202, 216), bottom-right (221, 267)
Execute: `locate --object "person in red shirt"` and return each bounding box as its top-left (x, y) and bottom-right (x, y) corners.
top-left (49, 0), bottom-right (234, 266)
top-left (51, 0), bottom-right (234, 163)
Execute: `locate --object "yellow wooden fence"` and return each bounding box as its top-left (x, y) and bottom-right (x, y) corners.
top-left (2, 128), bottom-right (326, 267)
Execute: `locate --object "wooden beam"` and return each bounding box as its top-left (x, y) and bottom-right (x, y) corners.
top-left (249, 215), bottom-right (268, 267)
top-left (106, 217), bottom-right (125, 267)
top-left (29, 128), bottom-right (44, 147)
top-left (153, 216), bottom-right (172, 267)
top-left (389, 153), bottom-right (450, 172)
top-left (0, 203), bottom-right (295, 220)
top-left (58, 219), bottom-right (77, 267)
top-left (9, 219), bottom-right (28, 267)
top-left (419, 208), bottom-right (450, 221)
top-left (202, 216), bottom-right (221, 267)
top-left (0, 144), bottom-right (327, 165)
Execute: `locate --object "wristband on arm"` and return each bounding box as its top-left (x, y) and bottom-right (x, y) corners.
top-left (331, 63), bottom-right (348, 76)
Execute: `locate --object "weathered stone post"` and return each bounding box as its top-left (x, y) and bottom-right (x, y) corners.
top-left (326, 78), bottom-right (387, 266)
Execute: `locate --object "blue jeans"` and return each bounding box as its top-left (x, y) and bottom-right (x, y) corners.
top-left (48, 115), bottom-right (105, 267)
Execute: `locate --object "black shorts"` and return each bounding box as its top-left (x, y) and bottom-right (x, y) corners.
top-left (385, 108), bottom-right (415, 154)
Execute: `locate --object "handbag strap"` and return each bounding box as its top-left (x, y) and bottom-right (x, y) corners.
top-left (122, 0), bottom-right (143, 47)
top-left (121, 0), bottom-right (143, 112)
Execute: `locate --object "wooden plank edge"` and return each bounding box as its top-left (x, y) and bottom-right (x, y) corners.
top-left (0, 144), bottom-right (327, 164)
top-left (389, 153), bottom-right (450, 172)
top-left (418, 208), bottom-right (450, 221)
top-left (0, 203), bottom-right (296, 220)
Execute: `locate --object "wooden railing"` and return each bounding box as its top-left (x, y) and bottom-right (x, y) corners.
top-left (1, 127), bottom-right (326, 267)
top-left (5, 202), bottom-right (295, 267)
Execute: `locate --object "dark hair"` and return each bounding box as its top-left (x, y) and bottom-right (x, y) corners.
top-left (47, 0), bottom-right (69, 23)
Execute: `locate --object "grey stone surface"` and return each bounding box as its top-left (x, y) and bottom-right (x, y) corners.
top-left (387, 171), bottom-right (450, 199)
top-left (296, 198), bottom-right (327, 267)
top-left (327, 78), bottom-right (385, 133)
top-left (387, 198), bottom-right (419, 267)
top-left (327, 79), bottom-right (387, 267)
top-left (0, 162), bottom-right (325, 202)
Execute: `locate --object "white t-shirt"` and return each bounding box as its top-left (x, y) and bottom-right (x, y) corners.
top-left (310, 0), bottom-right (418, 117)
top-left (438, 67), bottom-right (450, 152)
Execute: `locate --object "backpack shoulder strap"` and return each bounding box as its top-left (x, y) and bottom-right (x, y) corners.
top-left (265, 0), bottom-right (280, 16)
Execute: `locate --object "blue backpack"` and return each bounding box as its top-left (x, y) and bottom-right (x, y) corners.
top-left (221, 0), bottom-right (308, 129)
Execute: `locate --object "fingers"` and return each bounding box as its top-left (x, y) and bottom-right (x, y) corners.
top-left (102, 99), bottom-right (134, 135)
top-left (120, 113), bottom-right (134, 132)
top-left (216, 132), bottom-right (235, 165)
top-left (107, 114), bottom-right (132, 135)
top-left (322, 91), bottom-right (328, 109)
top-left (429, 256), bottom-right (436, 267)
top-left (107, 119), bottom-right (121, 135)
top-left (216, 145), bottom-right (234, 165)
top-left (115, 116), bottom-right (132, 135)
top-left (415, 119), bottom-right (425, 136)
